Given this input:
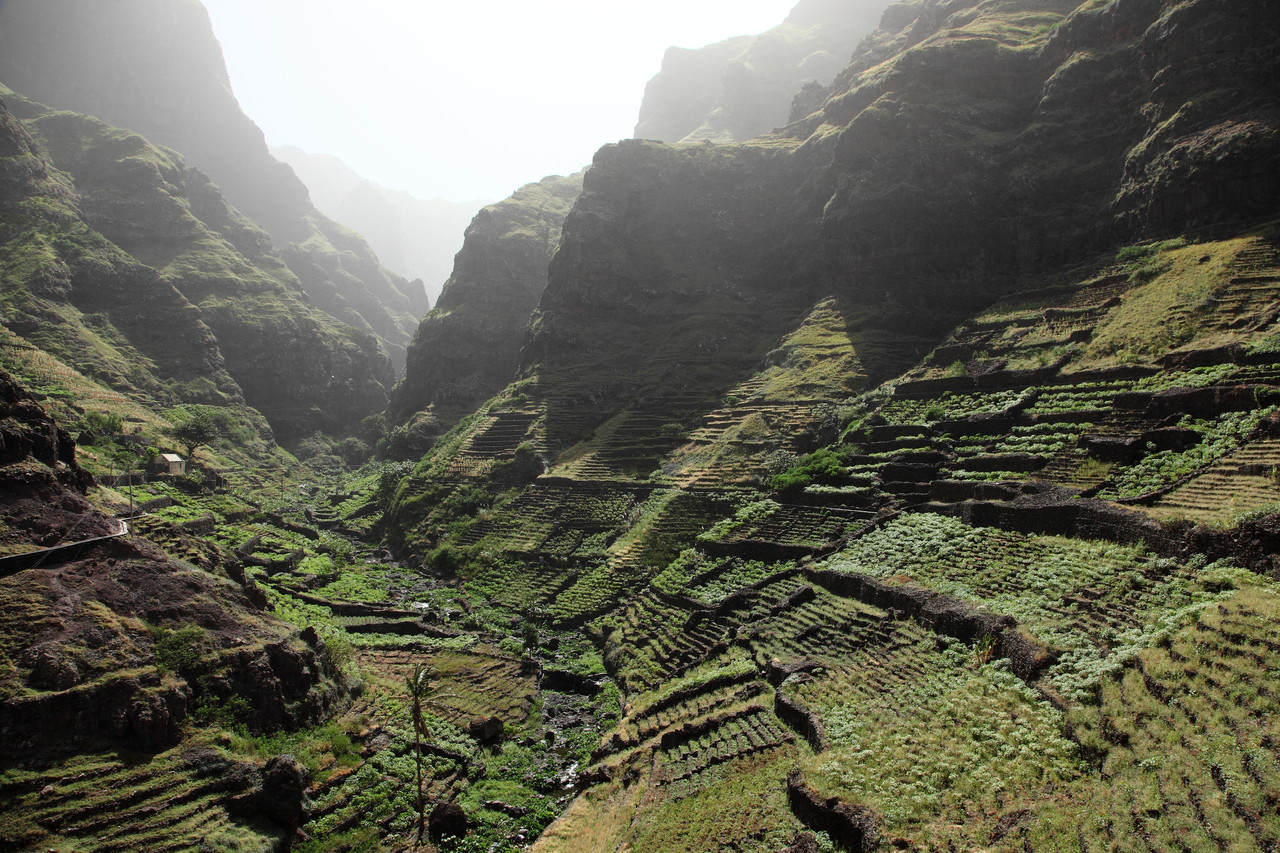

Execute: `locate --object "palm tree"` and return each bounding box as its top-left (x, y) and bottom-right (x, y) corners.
top-left (405, 663), bottom-right (433, 843)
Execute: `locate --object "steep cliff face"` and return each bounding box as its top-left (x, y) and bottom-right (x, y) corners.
top-left (798, 0), bottom-right (1280, 302)
top-left (0, 90), bottom-right (395, 440)
top-left (0, 0), bottom-right (426, 368)
top-left (521, 0), bottom-right (1278, 458)
top-left (271, 144), bottom-right (485, 305)
top-left (524, 142), bottom-right (817, 451)
top-left (391, 173), bottom-right (583, 435)
top-left (634, 0), bottom-right (887, 144)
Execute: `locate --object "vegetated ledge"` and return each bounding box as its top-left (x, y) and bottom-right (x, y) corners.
top-left (786, 770), bottom-right (880, 853)
top-left (801, 568), bottom-right (1056, 683)
top-left (924, 483), bottom-right (1280, 576)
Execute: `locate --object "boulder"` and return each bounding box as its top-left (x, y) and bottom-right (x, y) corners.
top-left (429, 801), bottom-right (467, 842)
top-left (467, 715), bottom-right (504, 745)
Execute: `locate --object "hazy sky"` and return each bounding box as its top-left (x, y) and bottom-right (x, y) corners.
top-left (202, 0), bottom-right (799, 203)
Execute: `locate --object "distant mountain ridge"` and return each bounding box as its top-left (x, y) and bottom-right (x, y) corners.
top-left (270, 145), bottom-right (486, 307)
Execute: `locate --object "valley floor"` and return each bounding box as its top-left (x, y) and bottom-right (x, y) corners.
top-left (5, 231), bottom-right (1280, 852)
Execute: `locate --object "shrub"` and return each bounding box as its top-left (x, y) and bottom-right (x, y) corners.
top-left (83, 409), bottom-right (123, 437)
top-left (770, 448), bottom-right (848, 493)
top-left (150, 624), bottom-right (206, 675)
top-left (339, 437), bottom-right (370, 466)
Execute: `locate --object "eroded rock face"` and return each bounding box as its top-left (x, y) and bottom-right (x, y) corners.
top-left (0, 373), bottom-right (351, 761)
top-left (391, 173), bottom-right (583, 432)
top-left (523, 140), bottom-right (815, 451)
top-left (257, 755), bottom-right (310, 829)
top-left (512, 0), bottom-right (1279, 461)
top-left (0, 370), bottom-right (82, 479)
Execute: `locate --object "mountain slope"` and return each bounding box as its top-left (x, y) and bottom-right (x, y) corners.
top-left (390, 173), bottom-right (584, 444)
top-left (378, 0), bottom-right (1280, 849)
top-left (2, 0), bottom-right (1279, 850)
top-left (0, 0), bottom-right (427, 368)
top-left (0, 88), bottom-right (396, 440)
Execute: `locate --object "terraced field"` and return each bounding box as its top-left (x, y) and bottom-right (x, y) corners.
top-left (1069, 586), bottom-right (1280, 853)
top-left (0, 744), bottom-right (279, 852)
top-left (11, 232), bottom-right (1278, 853)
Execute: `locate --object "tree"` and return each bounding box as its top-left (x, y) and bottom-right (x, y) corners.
top-left (406, 663), bottom-right (433, 843)
top-left (172, 408), bottom-right (219, 460)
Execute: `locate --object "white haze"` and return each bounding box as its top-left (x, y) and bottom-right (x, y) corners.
top-left (202, 0), bottom-right (800, 203)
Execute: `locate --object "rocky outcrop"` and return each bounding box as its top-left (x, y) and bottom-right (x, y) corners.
top-left (0, 373), bottom-right (351, 760)
top-left (634, 0), bottom-right (886, 144)
top-left (0, 0), bottom-right (425, 367)
top-left (391, 173), bottom-right (583, 431)
top-left (429, 801), bottom-right (468, 843)
top-left (523, 139), bottom-right (816, 451)
top-left (0, 671), bottom-right (189, 759)
top-left (0, 370), bottom-right (85, 484)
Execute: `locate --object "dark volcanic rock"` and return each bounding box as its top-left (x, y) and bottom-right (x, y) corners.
top-left (0, 370), bottom-right (86, 488)
top-left (258, 755), bottom-right (310, 829)
top-left (391, 173), bottom-right (583, 431)
top-left (539, 0), bottom-right (1280, 441)
top-left (786, 770), bottom-right (880, 852)
top-left (429, 801), bottom-right (468, 842)
top-left (0, 374), bottom-right (350, 760)
top-left (467, 715), bottom-right (505, 745)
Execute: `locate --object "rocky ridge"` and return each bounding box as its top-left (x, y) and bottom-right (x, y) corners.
top-left (390, 173), bottom-right (584, 444)
top-left (0, 369), bottom-right (346, 847)
top-left (271, 144), bottom-right (486, 306)
top-left (378, 0), bottom-right (1280, 849)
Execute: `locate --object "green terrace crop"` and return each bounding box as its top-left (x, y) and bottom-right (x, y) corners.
top-left (819, 513), bottom-right (1255, 702)
top-left (802, 638), bottom-right (1083, 845)
top-left (1100, 407), bottom-right (1279, 500)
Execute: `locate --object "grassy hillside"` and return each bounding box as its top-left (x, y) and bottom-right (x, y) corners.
top-left (0, 87), bottom-right (397, 442)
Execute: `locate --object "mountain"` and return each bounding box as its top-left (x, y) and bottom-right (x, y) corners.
top-left (0, 368), bottom-right (350, 849)
top-left (0, 0), bottom-right (427, 369)
top-left (378, 0), bottom-right (1280, 849)
top-left (3, 0), bottom-right (1280, 851)
top-left (634, 0), bottom-right (887, 144)
top-left (0, 87), bottom-right (395, 441)
top-left (270, 145), bottom-right (486, 307)
top-left (389, 173), bottom-right (584, 450)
